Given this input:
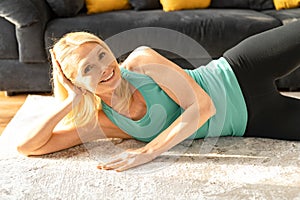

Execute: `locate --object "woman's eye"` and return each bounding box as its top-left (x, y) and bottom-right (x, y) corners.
top-left (84, 65), bottom-right (93, 74)
top-left (99, 52), bottom-right (106, 60)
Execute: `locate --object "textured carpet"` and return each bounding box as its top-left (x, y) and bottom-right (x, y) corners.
top-left (1, 95), bottom-right (300, 200)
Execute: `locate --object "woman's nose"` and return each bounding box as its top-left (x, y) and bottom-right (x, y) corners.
top-left (101, 69), bottom-right (107, 77)
top-left (101, 68), bottom-right (111, 79)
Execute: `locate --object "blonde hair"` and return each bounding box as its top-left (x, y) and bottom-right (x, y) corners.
top-left (51, 32), bottom-right (131, 128)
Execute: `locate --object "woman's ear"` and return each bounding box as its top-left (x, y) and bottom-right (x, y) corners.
top-left (81, 88), bottom-right (87, 95)
top-left (74, 83), bottom-right (88, 95)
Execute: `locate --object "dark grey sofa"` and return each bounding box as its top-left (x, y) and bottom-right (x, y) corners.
top-left (0, 0), bottom-right (300, 95)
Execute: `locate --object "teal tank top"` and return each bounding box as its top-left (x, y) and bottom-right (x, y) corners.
top-left (101, 57), bottom-right (248, 142)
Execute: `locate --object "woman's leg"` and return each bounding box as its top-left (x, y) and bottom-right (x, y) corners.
top-left (223, 21), bottom-right (300, 140)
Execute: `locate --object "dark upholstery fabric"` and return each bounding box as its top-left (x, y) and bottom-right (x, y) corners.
top-left (129, 0), bottom-right (161, 10)
top-left (46, 0), bottom-right (85, 17)
top-left (210, 0), bottom-right (274, 10)
top-left (0, 60), bottom-right (51, 92)
top-left (0, 18), bottom-right (18, 59)
top-left (210, 0), bottom-right (249, 9)
top-left (0, 0), bottom-right (39, 28)
top-left (0, 0), bottom-right (52, 62)
top-left (16, 0), bottom-right (53, 63)
top-left (249, 0), bottom-right (275, 10)
top-left (45, 9), bottom-right (280, 59)
top-left (263, 8), bottom-right (300, 24)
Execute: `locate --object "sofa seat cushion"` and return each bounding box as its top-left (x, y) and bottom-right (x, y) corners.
top-left (45, 9), bottom-right (281, 60)
top-left (263, 8), bottom-right (300, 24)
top-left (0, 60), bottom-right (51, 92)
top-left (0, 18), bottom-right (18, 59)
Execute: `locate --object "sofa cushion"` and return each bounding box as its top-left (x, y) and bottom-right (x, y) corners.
top-left (0, 18), bottom-right (18, 59)
top-left (160, 0), bottom-right (211, 11)
top-left (45, 9), bottom-right (281, 60)
top-left (46, 0), bottom-right (85, 17)
top-left (0, 0), bottom-right (39, 28)
top-left (85, 0), bottom-right (131, 14)
top-left (210, 0), bottom-right (275, 10)
top-left (263, 8), bottom-right (300, 24)
top-left (129, 0), bottom-right (161, 10)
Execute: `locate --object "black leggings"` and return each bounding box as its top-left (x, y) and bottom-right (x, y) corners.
top-left (223, 21), bottom-right (300, 140)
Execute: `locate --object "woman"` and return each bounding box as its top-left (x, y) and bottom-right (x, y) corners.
top-left (17, 21), bottom-right (300, 172)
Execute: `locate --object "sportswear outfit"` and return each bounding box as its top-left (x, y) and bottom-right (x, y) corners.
top-left (102, 21), bottom-right (300, 142)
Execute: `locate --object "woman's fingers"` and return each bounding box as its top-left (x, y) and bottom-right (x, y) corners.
top-left (98, 157), bottom-right (137, 172)
top-left (97, 148), bottom-right (156, 172)
top-left (50, 50), bottom-right (60, 71)
top-left (101, 160), bottom-right (128, 170)
top-left (97, 152), bottom-right (131, 169)
top-left (97, 160), bottom-right (125, 170)
top-left (100, 152), bottom-right (129, 165)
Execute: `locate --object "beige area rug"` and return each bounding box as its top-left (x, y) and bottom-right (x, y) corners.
top-left (1, 95), bottom-right (300, 200)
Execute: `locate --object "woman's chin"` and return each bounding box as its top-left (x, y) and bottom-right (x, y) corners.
top-left (95, 76), bottom-right (121, 96)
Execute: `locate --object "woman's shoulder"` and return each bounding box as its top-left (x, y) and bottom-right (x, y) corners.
top-left (131, 46), bottom-right (153, 56)
top-left (120, 46), bottom-right (158, 71)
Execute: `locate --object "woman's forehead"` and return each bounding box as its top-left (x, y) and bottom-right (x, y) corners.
top-left (76, 44), bottom-right (103, 64)
top-left (76, 42), bottom-right (103, 57)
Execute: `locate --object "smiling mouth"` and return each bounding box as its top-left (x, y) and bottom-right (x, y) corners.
top-left (99, 70), bottom-right (114, 83)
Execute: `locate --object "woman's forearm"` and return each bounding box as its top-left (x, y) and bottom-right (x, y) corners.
top-left (145, 100), bottom-right (215, 157)
top-left (17, 97), bottom-right (76, 155)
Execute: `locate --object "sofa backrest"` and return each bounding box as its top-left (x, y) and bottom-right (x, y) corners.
top-left (210, 0), bottom-right (275, 10)
top-left (45, 0), bottom-right (276, 17)
top-left (45, 0), bottom-right (85, 17)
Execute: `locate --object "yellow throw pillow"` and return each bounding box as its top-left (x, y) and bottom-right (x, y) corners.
top-left (85, 0), bottom-right (131, 14)
top-left (273, 0), bottom-right (300, 10)
top-left (160, 0), bottom-right (211, 12)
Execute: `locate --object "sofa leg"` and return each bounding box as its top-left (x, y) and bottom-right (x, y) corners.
top-left (4, 91), bottom-right (16, 96)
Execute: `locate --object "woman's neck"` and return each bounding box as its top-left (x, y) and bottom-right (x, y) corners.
top-left (100, 78), bottom-right (133, 109)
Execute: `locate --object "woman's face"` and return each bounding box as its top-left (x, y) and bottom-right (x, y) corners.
top-left (72, 42), bottom-right (121, 96)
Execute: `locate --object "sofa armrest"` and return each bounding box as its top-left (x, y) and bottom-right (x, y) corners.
top-left (0, 0), bottom-right (39, 28)
top-left (17, 0), bottom-right (54, 63)
top-left (0, 0), bottom-right (53, 63)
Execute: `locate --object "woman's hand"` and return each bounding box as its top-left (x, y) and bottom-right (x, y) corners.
top-left (50, 49), bottom-right (86, 103)
top-left (97, 147), bottom-right (158, 172)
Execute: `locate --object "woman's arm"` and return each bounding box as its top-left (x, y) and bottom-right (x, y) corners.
top-left (98, 46), bottom-right (215, 171)
top-left (129, 46), bottom-right (215, 153)
top-left (17, 96), bottom-right (81, 156)
top-left (17, 50), bottom-right (100, 156)
top-left (17, 98), bottom-right (126, 156)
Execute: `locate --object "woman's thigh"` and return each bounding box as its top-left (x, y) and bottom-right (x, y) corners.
top-left (243, 92), bottom-right (300, 140)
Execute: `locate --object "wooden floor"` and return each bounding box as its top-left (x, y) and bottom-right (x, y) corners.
top-left (0, 92), bottom-right (27, 135)
top-left (0, 91), bottom-right (299, 136)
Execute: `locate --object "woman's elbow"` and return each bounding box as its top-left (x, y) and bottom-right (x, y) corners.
top-left (198, 95), bottom-right (216, 118)
top-left (16, 145), bottom-right (32, 156)
top-left (17, 145), bottom-right (49, 156)
top-left (16, 142), bottom-right (42, 156)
